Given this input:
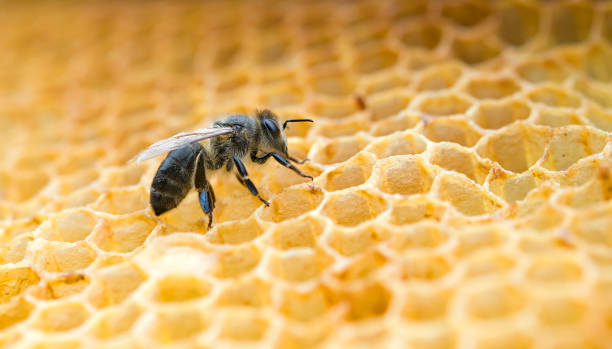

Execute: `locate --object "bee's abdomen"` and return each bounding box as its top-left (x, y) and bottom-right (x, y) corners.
top-left (150, 143), bottom-right (202, 216)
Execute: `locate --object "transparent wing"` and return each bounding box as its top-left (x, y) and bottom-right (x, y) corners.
top-left (132, 127), bottom-right (234, 162)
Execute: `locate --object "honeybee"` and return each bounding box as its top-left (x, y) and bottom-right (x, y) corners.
top-left (133, 110), bottom-right (313, 227)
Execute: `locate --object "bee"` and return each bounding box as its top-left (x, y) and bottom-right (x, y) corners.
top-left (133, 110), bottom-right (313, 227)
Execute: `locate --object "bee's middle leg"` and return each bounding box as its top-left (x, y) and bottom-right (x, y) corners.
top-left (233, 156), bottom-right (270, 206)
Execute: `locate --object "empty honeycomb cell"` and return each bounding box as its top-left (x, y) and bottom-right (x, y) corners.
top-left (30, 241), bottom-right (97, 273)
top-left (527, 86), bottom-right (582, 108)
top-left (557, 171), bottom-right (612, 209)
top-left (442, 0), bottom-right (490, 27)
top-left (362, 73), bottom-right (409, 96)
top-left (476, 123), bottom-right (549, 173)
top-left (538, 297), bottom-right (585, 326)
top-left (429, 143), bottom-right (490, 184)
top-left (368, 90), bottom-right (411, 121)
top-left (465, 253), bottom-right (515, 279)
top-left (0, 297), bottom-right (33, 331)
top-left (322, 189), bottom-right (387, 227)
top-left (402, 289), bottom-right (450, 321)
top-left (215, 277), bottom-right (270, 307)
top-left (213, 244), bottom-right (261, 278)
top-left (488, 170), bottom-right (539, 203)
top-left (465, 77), bottom-right (521, 100)
top-left (584, 105), bottom-right (612, 132)
top-left (1, 234), bottom-right (32, 264)
top-left (153, 274), bottom-right (211, 303)
top-left (534, 108), bottom-right (585, 128)
top-left (498, 1), bottom-right (540, 46)
top-left (32, 301), bottom-right (89, 332)
top-left (334, 249), bottom-right (387, 281)
top-left (526, 257), bottom-right (583, 283)
top-left (148, 308), bottom-right (207, 344)
top-left (91, 186), bottom-right (148, 215)
top-left (416, 63), bottom-right (463, 92)
top-left (539, 126), bottom-right (608, 171)
top-left (64, 187), bottom-right (101, 209)
top-left (401, 255), bottom-right (451, 281)
top-left (90, 214), bottom-right (156, 253)
top-left (309, 72), bottom-right (355, 97)
top-left (0, 266), bottom-right (40, 302)
top-left (268, 215), bottom-right (324, 250)
top-left (452, 35), bottom-right (502, 65)
top-left (327, 225), bottom-right (387, 256)
top-left (399, 22), bottom-right (442, 50)
top-left (320, 152), bottom-right (375, 192)
top-left (37, 274), bottom-right (89, 300)
top-left (365, 131), bottom-right (427, 159)
top-left (309, 98), bottom-right (358, 119)
top-left (388, 196), bottom-right (447, 225)
top-left (436, 173), bottom-right (504, 215)
top-left (86, 262), bottom-right (147, 308)
top-left (467, 284), bottom-right (526, 319)
top-left (279, 286), bottom-right (333, 322)
top-left (455, 226), bottom-right (505, 257)
top-left (374, 156), bottom-right (434, 195)
top-left (220, 311), bottom-right (268, 341)
top-left (353, 47), bottom-right (398, 74)
top-left (515, 58), bottom-right (568, 83)
top-left (269, 248), bottom-right (333, 282)
top-left (417, 93), bottom-right (473, 117)
top-left (89, 303), bottom-right (142, 339)
top-left (516, 204), bottom-right (565, 231)
top-left (343, 282), bottom-right (390, 321)
top-left (206, 217), bottom-right (263, 244)
top-left (259, 185), bottom-right (324, 223)
top-left (584, 44), bottom-right (612, 82)
top-left (550, 2), bottom-right (593, 45)
top-left (312, 135), bottom-right (370, 165)
top-left (573, 77), bottom-right (612, 109)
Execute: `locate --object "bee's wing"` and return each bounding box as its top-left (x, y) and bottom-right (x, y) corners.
top-left (132, 127), bottom-right (234, 162)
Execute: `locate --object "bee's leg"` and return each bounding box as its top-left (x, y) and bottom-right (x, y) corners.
top-left (195, 152), bottom-right (215, 227)
top-left (271, 153), bottom-right (314, 180)
top-left (233, 156), bottom-right (270, 206)
top-left (287, 155), bottom-right (309, 164)
top-left (250, 152), bottom-right (272, 164)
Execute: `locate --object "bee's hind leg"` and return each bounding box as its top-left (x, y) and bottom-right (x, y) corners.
top-left (195, 152), bottom-right (215, 228)
top-left (198, 189), bottom-right (214, 228)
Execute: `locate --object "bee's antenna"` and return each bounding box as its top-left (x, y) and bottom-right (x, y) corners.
top-left (283, 119), bottom-right (314, 129)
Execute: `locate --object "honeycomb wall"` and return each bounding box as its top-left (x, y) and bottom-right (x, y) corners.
top-left (0, 0), bottom-right (611, 348)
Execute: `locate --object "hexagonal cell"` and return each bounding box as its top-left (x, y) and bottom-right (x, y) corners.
top-left (362, 73), bottom-right (409, 95)
top-left (584, 105), bottom-right (612, 132)
top-left (334, 249), bottom-right (387, 281)
top-left (452, 35), bottom-right (502, 65)
top-left (153, 274), bottom-right (211, 303)
top-left (311, 135), bottom-right (370, 165)
top-left (416, 62), bottom-right (463, 92)
top-left (515, 57), bottom-right (569, 83)
top-left (258, 185), bottom-right (324, 223)
top-left (215, 277), bottom-right (270, 307)
top-left (268, 248), bottom-right (333, 282)
top-left (423, 118), bottom-right (483, 147)
top-left (487, 169), bottom-right (540, 203)
top-left (322, 189), bottom-right (387, 227)
top-left (368, 90), bottom-right (411, 121)
top-left (147, 308), bottom-right (208, 344)
top-left (327, 224), bottom-right (388, 256)
top-left (206, 217), bottom-right (263, 244)
top-left (527, 86), bottom-right (582, 108)
top-left (90, 214), bottom-right (157, 253)
top-left (539, 126), bottom-right (608, 171)
top-left (308, 98), bottom-right (359, 119)
top-left (366, 131), bottom-right (427, 159)
top-left (87, 262), bottom-right (147, 308)
top-left (429, 143), bottom-right (490, 184)
top-left (0, 266), bottom-right (40, 303)
top-left (550, 2), bottom-right (593, 45)
top-left (476, 123), bottom-right (549, 173)
top-left (442, 0), bottom-right (490, 27)
top-left (89, 302), bottom-right (142, 339)
top-left (279, 286), bottom-right (333, 322)
top-left (388, 196), bottom-right (447, 225)
top-left (402, 288), bottom-right (450, 321)
top-left (64, 187), bottom-right (102, 209)
top-left (309, 71), bottom-right (355, 97)
top-left (353, 46), bottom-right (398, 74)
top-left (320, 152), bottom-right (375, 192)
top-left (33, 273), bottom-right (89, 300)
top-left (400, 22), bottom-right (442, 50)
top-left (0, 296), bottom-right (33, 330)
top-left (1, 234), bottom-right (32, 264)
top-left (91, 186), bottom-right (148, 215)
top-left (436, 173), bottom-right (504, 216)
top-left (538, 297), bottom-right (585, 326)
top-left (374, 156), bottom-right (435, 195)
top-left (534, 108), bottom-right (585, 128)
top-left (464, 253), bottom-right (515, 279)
top-left (417, 93), bottom-right (473, 117)
top-left (464, 77), bottom-right (521, 100)
top-left (220, 310), bottom-right (268, 341)
top-left (267, 214), bottom-right (324, 250)
top-left (342, 282), bottom-right (390, 321)
top-left (32, 301), bottom-right (90, 332)
top-left (401, 254), bottom-right (451, 281)
top-left (467, 284), bottom-right (525, 319)
top-left (212, 244), bottom-right (261, 278)
top-left (526, 257), bottom-right (583, 283)
top-left (38, 208), bottom-right (98, 243)
top-left (558, 169), bottom-right (612, 209)
top-left (30, 240), bottom-right (97, 273)
top-left (573, 77), bottom-right (612, 109)
top-left (498, 1), bottom-right (540, 46)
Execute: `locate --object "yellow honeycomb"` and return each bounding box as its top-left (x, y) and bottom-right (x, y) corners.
top-left (1, 0), bottom-right (611, 348)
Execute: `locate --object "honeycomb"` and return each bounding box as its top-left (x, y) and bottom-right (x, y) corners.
top-left (1, 0), bottom-right (611, 348)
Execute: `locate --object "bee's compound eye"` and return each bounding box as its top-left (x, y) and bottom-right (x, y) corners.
top-left (263, 119), bottom-right (280, 138)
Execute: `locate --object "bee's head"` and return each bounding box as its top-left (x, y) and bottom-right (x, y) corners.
top-left (257, 109), bottom-right (312, 156)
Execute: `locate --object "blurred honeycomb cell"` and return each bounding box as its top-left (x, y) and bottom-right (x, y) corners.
top-left (1, 0), bottom-right (611, 347)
